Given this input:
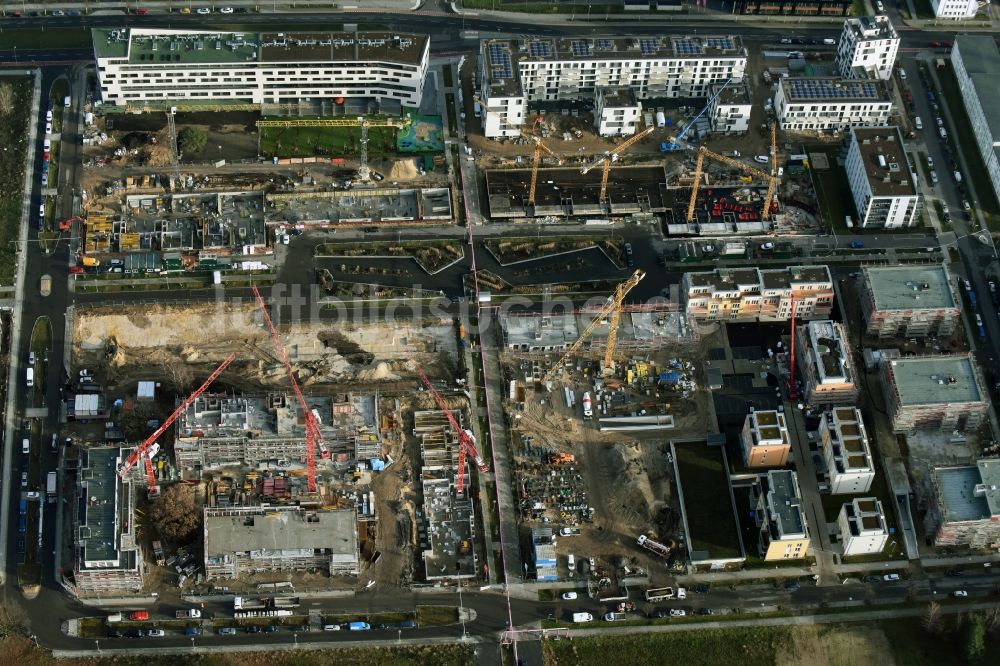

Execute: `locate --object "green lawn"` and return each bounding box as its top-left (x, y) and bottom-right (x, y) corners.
top-left (0, 28), bottom-right (93, 49)
top-left (259, 123), bottom-right (398, 158)
top-left (442, 64), bottom-right (454, 89)
top-left (29, 316), bottom-right (51, 409)
top-left (673, 441), bottom-right (742, 560)
top-left (0, 77), bottom-right (33, 285)
top-left (936, 63), bottom-right (1000, 230)
top-left (912, 0), bottom-right (936, 18)
top-left (415, 606), bottom-right (459, 626)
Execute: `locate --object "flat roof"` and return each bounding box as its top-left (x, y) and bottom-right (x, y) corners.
top-left (864, 265), bottom-right (955, 310)
top-left (598, 86), bottom-right (638, 108)
top-left (93, 28), bottom-right (427, 66)
top-left (712, 81), bottom-right (751, 106)
top-left (781, 77), bottom-right (889, 103)
top-left (851, 127), bottom-right (916, 197)
top-left (955, 36), bottom-right (1000, 144)
top-left (845, 15), bottom-right (899, 41)
top-left (78, 447), bottom-right (127, 565)
top-left (935, 461), bottom-right (1000, 523)
top-left (805, 320), bottom-right (852, 384)
top-left (205, 507), bottom-right (357, 555)
top-left (887, 355), bottom-right (982, 406)
top-left (760, 265), bottom-right (832, 290)
top-left (481, 35), bottom-right (745, 98)
top-left (768, 470), bottom-right (806, 538)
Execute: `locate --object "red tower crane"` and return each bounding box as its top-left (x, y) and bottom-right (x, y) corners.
top-left (251, 286), bottom-right (328, 495)
top-left (415, 365), bottom-right (488, 495)
top-left (117, 353), bottom-right (236, 489)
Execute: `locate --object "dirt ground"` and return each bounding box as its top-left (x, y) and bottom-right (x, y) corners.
top-left (71, 302), bottom-right (457, 389)
top-left (777, 624), bottom-right (895, 666)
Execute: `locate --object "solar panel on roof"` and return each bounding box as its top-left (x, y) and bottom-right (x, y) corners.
top-left (529, 41), bottom-right (551, 57)
top-left (639, 38), bottom-right (659, 55)
top-left (570, 39), bottom-right (591, 57)
top-left (595, 39), bottom-right (613, 50)
top-left (787, 79), bottom-right (880, 100)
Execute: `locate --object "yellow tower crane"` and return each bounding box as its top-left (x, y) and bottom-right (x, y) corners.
top-left (526, 135), bottom-right (563, 207)
top-left (255, 116), bottom-right (412, 182)
top-left (763, 122), bottom-right (779, 219)
top-left (581, 126), bottom-right (656, 205)
top-left (540, 269), bottom-right (646, 385)
top-left (685, 146), bottom-right (776, 223)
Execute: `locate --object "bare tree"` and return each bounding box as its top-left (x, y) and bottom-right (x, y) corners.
top-left (162, 360), bottom-right (194, 394)
top-left (922, 601), bottom-right (943, 634)
top-left (149, 485), bottom-right (200, 544)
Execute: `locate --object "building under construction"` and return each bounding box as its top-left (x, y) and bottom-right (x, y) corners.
top-left (202, 505), bottom-right (360, 579)
top-left (485, 165), bottom-right (670, 218)
top-left (173, 392), bottom-right (381, 472)
top-left (266, 187), bottom-right (454, 227)
top-left (413, 409), bottom-right (477, 581)
top-left (502, 310), bottom-right (696, 355)
top-left (665, 184), bottom-right (772, 235)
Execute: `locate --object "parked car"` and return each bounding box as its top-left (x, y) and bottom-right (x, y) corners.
top-left (263, 625), bottom-right (278, 633)
top-left (399, 620), bottom-right (418, 629)
top-left (760, 242), bottom-right (774, 251)
top-left (144, 629), bottom-right (165, 637)
top-left (784, 580), bottom-right (801, 591)
top-left (930, 171), bottom-right (939, 185)
top-left (914, 117), bottom-right (923, 130)
top-left (124, 629), bottom-right (143, 639)
top-left (926, 155), bottom-right (934, 168)
top-left (292, 625), bottom-right (309, 632)
top-left (219, 6), bottom-right (234, 12)
top-left (323, 624), bottom-right (342, 631)
top-left (697, 608), bottom-right (715, 616)
top-left (649, 610), bottom-right (669, 618)
top-left (953, 590), bottom-right (968, 598)
top-left (196, 7), bottom-right (211, 13)
top-left (883, 573), bottom-right (901, 582)
top-left (963, 200), bottom-right (972, 212)
top-left (694, 584), bottom-right (711, 594)
top-left (245, 626), bottom-right (262, 634)
top-left (849, 241), bottom-right (864, 249)
top-left (754, 155), bottom-right (769, 164)
top-left (217, 627), bottom-right (237, 635)
top-left (669, 609), bottom-right (686, 617)
top-left (562, 592), bottom-right (578, 600)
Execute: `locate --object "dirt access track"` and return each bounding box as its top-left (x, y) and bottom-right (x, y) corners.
top-left (71, 302), bottom-right (457, 389)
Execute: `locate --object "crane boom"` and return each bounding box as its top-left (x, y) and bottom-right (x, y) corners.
top-left (528, 137), bottom-right (561, 206)
top-left (542, 269), bottom-right (645, 384)
top-left (686, 146), bottom-right (773, 222)
top-left (252, 286), bottom-right (325, 493)
top-left (118, 353), bottom-right (236, 479)
top-left (661, 78), bottom-right (733, 152)
top-left (415, 366), bottom-right (488, 495)
top-left (763, 122), bottom-right (779, 218)
top-left (581, 126), bottom-right (656, 203)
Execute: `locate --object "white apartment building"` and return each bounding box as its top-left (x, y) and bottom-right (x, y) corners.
top-left (797, 320), bottom-right (859, 406)
top-left (838, 497), bottom-right (890, 556)
top-left (595, 87), bottom-right (642, 137)
top-left (93, 29), bottom-right (429, 108)
top-left (835, 15), bottom-right (899, 81)
top-left (951, 36), bottom-right (1000, 207)
top-left (845, 126), bottom-right (920, 228)
top-left (931, 0), bottom-right (983, 19)
top-left (682, 265), bottom-right (834, 322)
top-left (821, 407), bottom-right (876, 495)
top-left (479, 36), bottom-right (747, 138)
top-left (708, 82), bottom-right (752, 134)
top-left (774, 78), bottom-right (893, 133)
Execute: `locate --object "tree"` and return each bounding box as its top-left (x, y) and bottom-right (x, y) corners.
top-left (149, 484), bottom-right (200, 544)
top-left (177, 126), bottom-right (207, 155)
top-left (963, 615), bottom-right (985, 662)
top-left (922, 601), bottom-right (943, 634)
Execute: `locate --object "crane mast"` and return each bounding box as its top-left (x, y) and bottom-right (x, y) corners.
top-left (582, 126), bottom-right (655, 204)
top-left (118, 353), bottom-right (237, 484)
top-left (252, 286), bottom-right (327, 494)
top-left (415, 366), bottom-right (488, 495)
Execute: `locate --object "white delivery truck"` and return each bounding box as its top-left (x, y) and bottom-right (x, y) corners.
top-left (572, 613), bottom-right (594, 623)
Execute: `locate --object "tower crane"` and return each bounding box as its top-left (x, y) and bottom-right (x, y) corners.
top-left (415, 366), bottom-right (488, 495)
top-left (541, 269), bottom-right (646, 385)
top-left (685, 146), bottom-right (776, 223)
top-left (255, 116), bottom-right (412, 182)
top-left (787, 293), bottom-right (800, 401)
top-left (252, 285), bottom-right (328, 494)
top-left (764, 122), bottom-right (779, 219)
top-left (117, 353), bottom-right (237, 493)
top-left (660, 78), bottom-right (733, 152)
top-left (526, 134), bottom-right (562, 207)
top-left (581, 126), bottom-right (655, 204)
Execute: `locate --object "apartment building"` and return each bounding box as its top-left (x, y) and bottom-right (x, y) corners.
top-left (707, 82), bottom-right (752, 134)
top-left (595, 87), bottom-right (642, 137)
top-left (859, 265), bottom-right (959, 338)
top-left (797, 320), bottom-right (859, 406)
top-left (845, 126), bottom-right (920, 228)
top-left (754, 470), bottom-right (810, 561)
top-left (931, 0), bottom-right (982, 19)
top-left (835, 15), bottom-right (900, 81)
top-left (93, 29), bottom-right (429, 108)
top-left (478, 36), bottom-right (747, 138)
top-left (879, 355), bottom-right (988, 433)
top-left (203, 505), bottom-right (359, 579)
top-left (73, 447), bottom-right (144, 595)
top-left (173, 392), bottom-right (381, 472)
top-left (774, 77), bottom-right (892, 133)
top-left (838, 497), bottom-right (890, 556)
top-left (930, 459), bottom-right (1000, 550)
top-left (951, 36), bottom-right (1000, 206)
top-left (682, 265), bottom-right (834, 322)
top-left (740, 409), bottom-right (792, 468)
top-left (820, 407), bottom-right (875, 495)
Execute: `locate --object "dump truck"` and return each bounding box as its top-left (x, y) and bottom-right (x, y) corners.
top-left (645, 587), bottom-right (675, 602)
top-left (81, 255), bottom-right (101, 267)
top-left (175, 609), bottom-right (201, 619)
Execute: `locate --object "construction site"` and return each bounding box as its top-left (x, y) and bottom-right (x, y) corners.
top-left (496, 269), bottom-right (709, 590)
top-left (63, 289), bottom-right (489, 593)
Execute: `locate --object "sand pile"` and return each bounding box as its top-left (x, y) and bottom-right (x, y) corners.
top-left (388, 158), bottom-right (419, 181)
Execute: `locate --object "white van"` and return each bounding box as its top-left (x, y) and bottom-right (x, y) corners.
top-left (64, 96), bottom-right (71, 108)
top-left (567, 554), bottom-right (575, 575)
top-left (26, 367), bottom-right (34, 387)
top-left (572, 612), bottom-right (594, 623)
top-left (22, 438), bottom-right (30, 454)
top-left (822, 38), bottom-right (836, 46)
